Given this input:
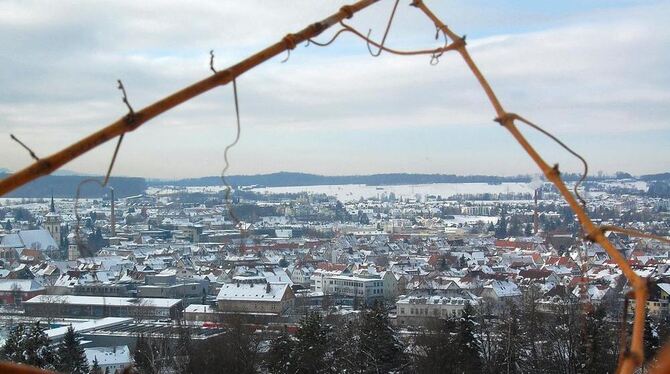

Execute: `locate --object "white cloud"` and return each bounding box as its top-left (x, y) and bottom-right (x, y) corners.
top-left (0, 0), bottom-right (668, 178)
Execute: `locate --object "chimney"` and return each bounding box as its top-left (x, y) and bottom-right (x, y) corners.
top-left (266, 283), bottom-right (271, 294)
top-left (110, 188), bottom-right (116, 237)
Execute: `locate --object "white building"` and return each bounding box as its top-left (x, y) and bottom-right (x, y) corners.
top-left (322, 274), bottom-right (385, 305)
top-left (396, 295), bottom-right (476, 326)
top-left (480, 280), bottom-right (522, 303)
top-left (84, 345), bottom-right (132, 374)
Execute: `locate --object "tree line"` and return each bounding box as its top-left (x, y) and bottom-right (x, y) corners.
top-left (129, 297), bottom-right (667, 373)
top-left (1, 322), bottom-right (93, 373)
top-left (3, 296), bottom-right (667, 373)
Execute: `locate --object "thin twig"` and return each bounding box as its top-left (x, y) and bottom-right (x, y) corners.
top-left (10, 134), bottom-right (39, 161)
top-left (412, 2), bottom-right (647, 372)
top-left (599, 225), bottom-right (670, 245)
top-left (210, 50), bottom-right (217, 74)
top-left (0, 0), bottom-right (381, 197)
top-left (221, 79), bottom-right (244, 253)
top-left (366, 0), bottom-right (400, 57)
top-left (308, 21), bottom-right (457, 57)
top-left (117, 79), bottom-right (135, 120)
top-left (509, 113), bottom-right (589, 207)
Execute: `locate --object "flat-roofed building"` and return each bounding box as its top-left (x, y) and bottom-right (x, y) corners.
top-left (24, 295), bottom-right (183, 320)
top-left (396, 295), bottom-right (477, 326)
top-left (323, 275), bottom-right (385, 306)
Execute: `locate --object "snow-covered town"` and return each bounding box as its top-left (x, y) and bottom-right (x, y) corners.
top-left (0, 176), bottom-right (668, 372)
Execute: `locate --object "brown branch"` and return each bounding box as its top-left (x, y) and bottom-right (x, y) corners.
top-left (0, 0), bottom-right (380, 196)
top-left (411, 1), bottom-right (647, 373)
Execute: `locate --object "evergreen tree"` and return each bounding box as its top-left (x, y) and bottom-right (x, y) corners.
top-left (292, 312), bottom-right (331, 373)
top-left (266, 331), bottom-right (296, 374)
top-left (524, 222), bottom-right (533, 236)
top-left (455, 303), bottom-right (482, 372)
top-left (56, 326), bottom-right (89, 374)
top-left (413, 318), bottom-right (458, 373)
top-left (329, 318), bottom-right (360, 373)
top-left (508, 215), bottom-right (522, 237)
top-left (495, 209), bottom-right (508, 239)
top-left (644, 315), bottom-right (661, 364)
top-left (1, 323), bottom-right (26, 363)
top-left (357, 301), bottom-right (406, 373)
top-left (23, 322), bottom-right (55, 369)
top-left (90, 357), bottom-right (102, 374)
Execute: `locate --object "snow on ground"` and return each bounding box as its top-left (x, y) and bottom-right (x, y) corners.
top-left (249, 183), bottom-right (536, 202)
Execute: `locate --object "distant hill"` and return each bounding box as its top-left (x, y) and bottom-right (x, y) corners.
top-left (153, 172), bottom-right (534, 188)
top-left (0, 173), bottom-right (146, 198)
top-left (640, 172), bottom-right (670, 181)
top-left (1, 169), bottom-right (645, 197)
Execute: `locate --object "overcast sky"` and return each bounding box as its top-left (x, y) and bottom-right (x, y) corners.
top-left (1, 0), bottom-right (668, 179)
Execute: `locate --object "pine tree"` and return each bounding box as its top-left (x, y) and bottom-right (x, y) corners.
top-left (455, 303), bottom-right (482, 373)
top-left (524, 222), bottom-right (533, 236)
top-left (644, 314), bottom-right (661, 364)
top-left (413, 318), bottom-right (458, 373)
top-left (266, 331), bottom-right (295, 374)
top-left (1, 323), bottom-right (26, 363)
top-left (23, 321), bottom-right (55, 369)
top-left (495, 209), bottom-right (508, 239)
top-left (90, 357), bottom-right (103, 374)
top-left (292, 312), bottom-right (331, 373)
top-left (330, 318), bottom-right (360, 373)
top-left (357, 301), bottom-right (406, 373)
top-left (56, 326), bottom-right (89, 374)
top-left (508, 215), bottom-right (522, 237)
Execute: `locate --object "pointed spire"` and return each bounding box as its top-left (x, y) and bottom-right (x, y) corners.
top-left (50, 191), bottom-right (55, 213)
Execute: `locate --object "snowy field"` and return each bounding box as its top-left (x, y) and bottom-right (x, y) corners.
top-left (249, 183), bottom-right (537, 202)
top-left (444, 215), bottom-right (499, 224)
top-left (146, 186), bottom-right (230, 195)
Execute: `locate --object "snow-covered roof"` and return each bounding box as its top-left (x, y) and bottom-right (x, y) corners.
top-left (84, 346), bottom-right (132, 367)
top-left (397, 295), bottom-right (477, 306)
top-left (657, 283), bottom-right (670, 296)
top-left (216, 282), bottom-right (290, 302)
top-left (184, 304), bottom-right (215, 313)
top-left (484, 280), bottom-right (522, 297)
top-left (0, 279), bottom-right (44, 292)
top-left (25, 295), bottom-right (181, 308)
top-left (46, 317), bottom-right (132, 339)
top-left (1, 229), bottom-right (58, 250)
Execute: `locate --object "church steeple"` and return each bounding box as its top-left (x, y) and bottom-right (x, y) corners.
top-left (45, 191), bottom-right (62, 249)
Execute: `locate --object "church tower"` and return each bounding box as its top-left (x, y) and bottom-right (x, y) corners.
top-left (44, 195), bottom-right (62, 248)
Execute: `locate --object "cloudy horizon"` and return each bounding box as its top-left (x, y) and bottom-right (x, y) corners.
top-left (2, 0), bottom-right (669, 179)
